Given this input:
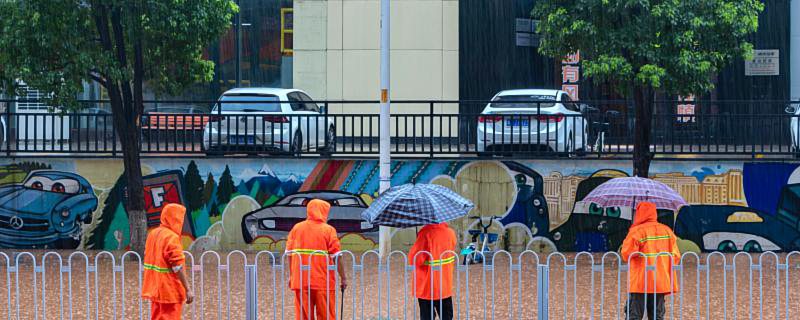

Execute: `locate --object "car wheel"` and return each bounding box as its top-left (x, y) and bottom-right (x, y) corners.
top-left (322, 126), bottom-right (336, 155)
top-left (291, 131), bottom-right (303, 156)
top-left (717, 240), bottom-right (738, 252)
top-left (743, 240), bottom-right (763, 253)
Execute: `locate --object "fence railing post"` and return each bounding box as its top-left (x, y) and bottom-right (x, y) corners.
top-left (245, 264), bottom-right (257, 320)
top-left (537, 264), bottom-right (549, 320)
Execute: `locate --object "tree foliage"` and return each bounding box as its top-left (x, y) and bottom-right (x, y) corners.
top-left (533, 0), bottom-right (763, 96)
top-left (0, 0), bottom-right (237, 104)
top-left (533, 0), bottom-right (762, 176)
top-left (0, 0), bottom-right (236, 252)
top-left (184, 160), bottom-right (204, 213)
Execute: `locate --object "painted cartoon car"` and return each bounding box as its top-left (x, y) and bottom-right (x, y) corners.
top-left (241, 191), bottom-right (378, 243)
top-left (550, 175), bottom-right (674, 252)
top-left (674, 205), bottom-right (800, 252)
top-left (0, 171), bottom-right (98, 248)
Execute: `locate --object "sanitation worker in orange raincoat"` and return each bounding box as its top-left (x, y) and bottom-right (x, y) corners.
top-left (142, 203), bottom-right (194, 320)
top-left (286, 199), bottom-right (348, 320)
top-left (408, 223), bottom-right (457, 320)
top-left (620, 202), bottom-right (681, 320)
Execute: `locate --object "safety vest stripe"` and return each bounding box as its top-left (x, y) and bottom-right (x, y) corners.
top-left (144, 263), bottom-right (172, 273)
top-left (291, 249), bottom-right (329, 256)
top-left (638, 235), bottom-right (671, 243)
top-left (424, 256), bottom-right (456, 266)
top-left (640, 252), bottom-right (675, 257)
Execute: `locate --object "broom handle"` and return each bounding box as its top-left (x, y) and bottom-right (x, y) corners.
top-left (339, 287), bottom-right (345, 320)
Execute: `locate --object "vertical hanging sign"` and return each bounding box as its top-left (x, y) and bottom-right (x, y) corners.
top-left (562, 52), bottom-right (580, 100)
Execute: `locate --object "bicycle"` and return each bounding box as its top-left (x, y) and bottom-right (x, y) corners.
top-left (460, 216), bottom-right (502, 265)
top-left (584, 105), bottom-right (620, 157)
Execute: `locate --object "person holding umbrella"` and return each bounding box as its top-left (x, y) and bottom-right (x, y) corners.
top-left (408, 222), bottom-right (457, 320)
top-left (362, 183), bottom-right (474, 320)
top-left (286, 199), bottom-right (348, 320)
top-left (620, 202), bottom-right (681, 320)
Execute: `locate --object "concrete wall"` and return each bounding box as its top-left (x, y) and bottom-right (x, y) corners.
top-left (293, 0), bottom-right (459, 117)
top-left (2, 157), bottom-right (800, 254)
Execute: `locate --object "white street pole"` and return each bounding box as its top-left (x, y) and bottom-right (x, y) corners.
top-left (791, 0), bottom-right (800, 102)
top-left (378, 0), bottom-right (392, 258)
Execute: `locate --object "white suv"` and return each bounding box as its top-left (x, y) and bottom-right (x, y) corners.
top-left (202, 88), bottom-right (335, 155)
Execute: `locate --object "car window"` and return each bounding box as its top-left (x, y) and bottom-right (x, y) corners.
top-left (490, 95), bottom-right (557, 109)
top-left (287, 92), bottom-right (304, 112)
top-left (727, 211), bottom-right (764, 223)
top-left (561, 93), bottom-right (579, 112)
top-left (288, 197), bottom-right (308, 206)
top-left (216, 94), bottom-right (281, 112)
top-left (298, 93), bottom-right (320, 113)
top-left (331, 197), bottom-right (361, 207)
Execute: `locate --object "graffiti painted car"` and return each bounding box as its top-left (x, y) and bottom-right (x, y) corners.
top-left (550, 174), bottom-right (674, 252)
top-left (241, 191), bottom-right (378, 243)
top-left (674, 205), bottom-right (800, 252)
top-left (0, 171), bottom-right (98, 248)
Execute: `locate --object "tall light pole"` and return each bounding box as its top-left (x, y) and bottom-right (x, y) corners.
top-left (378, 0), bottom-right (392, 257)
top-left (791, 0), bottom-right (799, 102)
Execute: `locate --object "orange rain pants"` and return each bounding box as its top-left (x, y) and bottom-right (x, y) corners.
top-left (293, 289), bottom-right (336, 320)
top-left (150, 302), bottom-right (182, 320)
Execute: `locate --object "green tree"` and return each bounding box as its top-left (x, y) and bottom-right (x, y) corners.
top-left (533, 0), bottom-right (762, 176)
top-left (0, 0), bottom-right (237, 251)
top-left (202, 172), bottom-right (216, 205)
top-left (217, 165), bottom-right (235, 206)
top-left (184, 160), bottom-right (204, 213)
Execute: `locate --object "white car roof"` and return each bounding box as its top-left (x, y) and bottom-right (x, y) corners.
top-left (496, 89), bottom-right (562, 97)
top-left (221, 87), bottom-right (300, 97)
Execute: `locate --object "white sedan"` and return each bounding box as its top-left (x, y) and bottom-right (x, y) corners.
top-left (787, 104), bottom-right (800, 154)
top-left (203, 88), bottom-right (335, 155)
top-left (476, 89), bottom-right (588, 155)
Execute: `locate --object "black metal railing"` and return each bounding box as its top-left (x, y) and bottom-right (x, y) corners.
top-left (1, 99), bottom-right (799, 159)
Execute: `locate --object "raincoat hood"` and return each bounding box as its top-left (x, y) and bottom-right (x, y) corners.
top-left (160, 203), bottom-right (186, 235)
top-left (306, 199), bottom-right (331, 222)
top-left (632, 202), bottom-right (658, 227)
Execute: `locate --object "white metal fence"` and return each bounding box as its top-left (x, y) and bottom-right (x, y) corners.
top-left (0, 250), bottom-right (798, 319)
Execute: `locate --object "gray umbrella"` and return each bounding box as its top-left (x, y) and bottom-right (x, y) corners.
top-left (361, 183), bottom-right (475, 228)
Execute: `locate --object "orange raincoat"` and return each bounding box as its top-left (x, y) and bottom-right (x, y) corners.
top-left (408, 223), bottom-right (457, 300)
top-left (142, 203), bottom-right (187, 319)
top-left (621, 202), bottom-right (681, 294)
top-left (286, 199), bottom-right (341, 320)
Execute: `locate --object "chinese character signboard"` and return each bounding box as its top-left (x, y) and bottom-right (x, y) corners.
top-left (677, 95), bottom-right (696, 123)
top-left (745, 50), bottom-right (779, 76)
top-left (562, 52), bottom-right (580, 100)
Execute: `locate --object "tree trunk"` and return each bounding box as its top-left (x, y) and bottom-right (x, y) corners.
top-left (633, 84), bottom-right (654, 177)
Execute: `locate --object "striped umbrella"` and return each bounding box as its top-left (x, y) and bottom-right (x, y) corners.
top-left (580, 177), bottom-right (687, 211)
top-left (361, 184), bottom-right (475, 228)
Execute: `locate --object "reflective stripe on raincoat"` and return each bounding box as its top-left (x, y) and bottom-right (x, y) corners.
top-left (621, 202), bottom-right (681, 294)
top-left (286, 199), bottom-right (342, 291)
top-left (408, 223), bottom-right (457, 300)
top-left (142, 203), bottom-right (187, 303)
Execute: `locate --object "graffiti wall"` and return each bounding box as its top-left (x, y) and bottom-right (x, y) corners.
top-left (0, 158), bottom-right (798, 253)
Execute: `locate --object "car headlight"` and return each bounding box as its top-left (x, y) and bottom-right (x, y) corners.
top-left (60, 209), bottom-right (70, 218)
top-left (261, 219), bottom-right (275, 229)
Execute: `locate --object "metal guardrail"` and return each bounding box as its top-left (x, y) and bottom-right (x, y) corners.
top-left (0, 250), bottom-right (798, 319)
top-left (2, 99), bottom-right (800, 159)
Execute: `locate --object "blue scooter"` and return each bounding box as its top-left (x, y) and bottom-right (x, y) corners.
top-left (460, 216), bottom-right (502, 265)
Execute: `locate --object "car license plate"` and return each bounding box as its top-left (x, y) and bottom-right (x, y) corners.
top-left (229, 135), bottom-right (255, 144)
top-left (506, 119), bottom-right (529, 127)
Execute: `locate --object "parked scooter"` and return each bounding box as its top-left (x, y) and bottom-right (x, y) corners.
top-left (460, 216), bottom-right (502, 265)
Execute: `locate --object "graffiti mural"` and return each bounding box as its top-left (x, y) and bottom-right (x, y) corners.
top-left (1, 158), bottom-right (800, 253)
